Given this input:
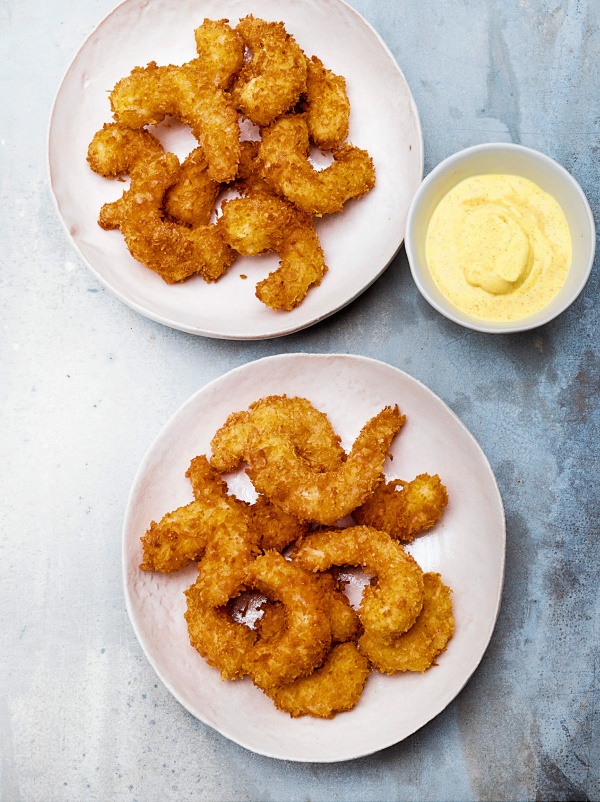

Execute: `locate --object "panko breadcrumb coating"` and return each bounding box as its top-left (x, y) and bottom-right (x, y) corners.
top-left (293, 525), bottom-right (425, 640)
top-left (245, 405), bottom-right (405, 525)
top-left (243, 552), bottom-right (332, 691)
top-left (353, 473), bottom-right (449, 542)
top-left (259, 114), bottom-right (375, 216)
top-left (219, 192), bottom-right (328, 310)
top-left (267, 642), bottom-right (370, 718)
top-left (231, 15), bottom-right (307, 126)
top-left (304, 55), bottom-right (350, 150)
top-left (210, 395), bottom-right (345, 475)
top-left (359, 573), bottom-right (454, 673)
top-left (88, 124), bottom-right (234, 283)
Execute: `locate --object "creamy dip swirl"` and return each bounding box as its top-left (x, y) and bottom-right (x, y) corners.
top-left (425, 174), bottom-right (572, 322)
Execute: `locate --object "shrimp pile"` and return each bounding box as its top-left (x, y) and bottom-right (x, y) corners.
top-left (140, 396), bottom-right (454, 719)
top-left (87, 16), bottom-right (375, 311)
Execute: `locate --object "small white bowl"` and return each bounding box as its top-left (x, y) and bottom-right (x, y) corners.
top-left (405, 143), bottom-right (596, 333)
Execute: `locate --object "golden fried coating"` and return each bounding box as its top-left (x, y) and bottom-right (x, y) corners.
top-left (110, 59), bottom-right (241, 182)
top-left (246, 405), bottom-right (405, 525)
top-left (219, 192), bottom-right (328, 310)
top-left (231, 15), bottom-right (307, 126)
top-left (184, 579), bottom-right (257, 680)
top-left (259, 114), bottom-right (375, 216)
top-left (88, 124), bottom-right (234, 283)
top-left (304, 55), bottom-right (350, 150)
top-left (209, 395), bottom-right (345, 475)
top-left (140, 455), bottom-right (259, 575)
top-left (292, 525), bottom-right (424, 640)
top-left (187, 454), bottom-right (307, 553)
top-left (267, 642), bottom-right (370, 718)
top-left (359, 573), bottom-right (454, 674)
top-left (248, 495), bottom-right (308, 552)
top-left (314, 572), bottom-right (361, 643)
top-left (258, 571), bottom-right (360, 644)
top-left (193, 18), bottom-right (245, 88)
top-left (353, 473), bottom-right (449, 543)
top-left (163, 147), bottom-right (220, 228)
top-left (243, 551), bottom-right (332, 691)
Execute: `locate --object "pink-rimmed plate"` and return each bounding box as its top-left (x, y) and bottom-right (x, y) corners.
top-left (123, 353), bottom-right (505, 761)
top-left (48, 0), bottom-right (423, 339)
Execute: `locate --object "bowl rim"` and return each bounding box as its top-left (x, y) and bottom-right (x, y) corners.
top-left (405, 142), bottom-right (596, 334)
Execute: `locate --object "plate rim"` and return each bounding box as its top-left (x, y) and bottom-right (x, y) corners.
top-left (121, 352), bottom-right (506, 761)
top-left (47, 0), bottom-right (424, 340)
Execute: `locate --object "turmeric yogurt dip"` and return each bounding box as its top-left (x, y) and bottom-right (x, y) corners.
top-left (425, 174), bottom-right (572, 322)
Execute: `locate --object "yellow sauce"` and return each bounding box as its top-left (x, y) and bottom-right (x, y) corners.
top-left (425, 174), bottom-right (572, 322)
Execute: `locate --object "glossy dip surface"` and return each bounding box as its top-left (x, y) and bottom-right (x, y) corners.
top-left (425, 174), bottom-right (572, 322)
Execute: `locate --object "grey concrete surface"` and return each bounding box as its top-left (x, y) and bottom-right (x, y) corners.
top-left (1, 1), bottom-right (598, 800)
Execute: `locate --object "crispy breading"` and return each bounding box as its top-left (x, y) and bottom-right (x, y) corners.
top-left (163, 147), bottom-right (220, 228)
top-left (110, 59), bottom-right (241, 182)
top-left (304, 55), bottom-right (350, 150)
top-left (193, 18), bottom-right (245, 88)
top-left (243, 552), bottom-right (332, 691)
top-left (259, 114), bottom-right (375, 216)
top-left (209, 395), bottom-right (345, 475)
top-left (184, 580), bottom-right (257, 680)
top-left (231, 15), bottom-right (307, 126)
top-left (359, 573), bottom-right (454, 673)
top-left (187, 454), bottom-right (307, 553)
top-left (219, 192), bottom-right (327, 310)
top-left (88, 124), bottom-right (234, 283)
top-left (292, 525), bottom-right (425, 640)
top-left (267, 642), bottom-right (370, 718)
top-left (353, 473), bottom-right (449, 542)
top-left (245, 406), bottom-right (405, 525)
top-left (259, 571), bottom-right (359, 644)
top-left (140, 455), bottom-right (259, 575)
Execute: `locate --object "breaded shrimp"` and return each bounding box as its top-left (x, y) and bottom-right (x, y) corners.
top-left (304, 55), bottom-right (350, 150)
top-left (209, 395), bottom-right (345, 475)
top-left (88, 123), bottom-right (234, 283)
top-left (359, 573), bottom-right (454, 673)
top-left (231, 15), bottom-right (307, 126)
top-left (292, 525), bottom-right (425, 640)
top-left (267, 642), bottom-right (370, 718)
top-left (353, 473), bottom-right (449, 542)
top-left (245, 406), bottom-right (405, 525)
top-left (243, 552), bottom-right (332, 691)
top-left (259, 114), bottom-right (375, 216)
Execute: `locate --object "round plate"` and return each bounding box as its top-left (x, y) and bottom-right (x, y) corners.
top-left (123, 353), bottom-right (505, 761)
top-left (48, 0), bottom-right (423, 340)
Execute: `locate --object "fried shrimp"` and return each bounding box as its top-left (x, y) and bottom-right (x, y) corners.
top-left (88, 124), bottom-right (234, 283)
top-left (359, 573), bottom-right (454, 674)
top-left (193, 18), bottom-right (245, 88)
top-left (163, 147), bottom-right (220, 228)
top-left (292, 525), bottom-right (425, 640)
top-left (109, 19), bottom-right (243, 181)
top-left (353, 473), bottom-right (449, 543)
top-left (259, 571), bottom-right (360, 644)
top-left (187, 454), bottom-right (307, 553)
top-left (140, 455), bottom-right (258, 575)
top-left (267, 642), bottom-right (370, 718)
top-left (209, 395), bottom-right (345, 475)
top-left (259, 114), bottom-right (375, 216)
top-left (219, 192), bottom-right (328, 310)
top-left (231, 15), bottom-right (307, 126)
top-left (185, 576), bottom-right (257, 680)
top-left (243, 551), bottom-right (332, 691)
top-left (245, 405), bottom-right (405, 525)
top-left (303, 55), bottom-right (350, 150)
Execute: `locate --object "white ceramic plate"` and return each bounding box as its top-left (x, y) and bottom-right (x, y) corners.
top-left (48, 0), bottom-right (423, 340)
top-left (123, 353), bottom-right (505, 761)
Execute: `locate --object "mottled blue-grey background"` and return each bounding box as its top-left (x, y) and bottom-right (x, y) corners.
top-left (1, 1), bottom-right (598, 800)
